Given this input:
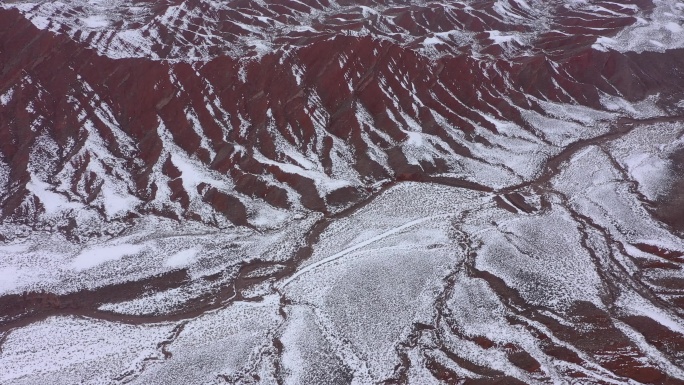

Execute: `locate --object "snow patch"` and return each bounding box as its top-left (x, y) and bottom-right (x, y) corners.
top-left (81, 15), bottom-right (109, 28)
top-left (71, 244), bottom-right (145, 271)
top-left (165, 248), bottom-right (199, 268)
top-left (26, 175), bottom-right (82, 215)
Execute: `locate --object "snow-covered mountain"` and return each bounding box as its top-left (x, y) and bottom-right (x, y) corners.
top-left (1, 0), bottom-right (684, 384)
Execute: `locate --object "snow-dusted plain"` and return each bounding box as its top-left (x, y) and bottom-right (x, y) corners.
top-left (2, 0), bottom-right (684, 383)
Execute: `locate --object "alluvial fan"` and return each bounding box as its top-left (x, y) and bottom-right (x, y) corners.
top-left (1, 0), bottom-right (684, 383)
